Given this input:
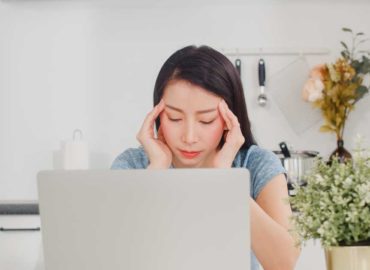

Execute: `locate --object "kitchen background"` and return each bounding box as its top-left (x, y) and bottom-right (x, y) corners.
top-left (0, 0), bottom-right (369, 200)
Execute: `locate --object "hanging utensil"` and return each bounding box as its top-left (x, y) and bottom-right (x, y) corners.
top-left (257, 58), bottom-right (267, 106)
top-left (235, 59), bottom-right (241, 77)
top-left (279, 141), bottom-right (291, 158)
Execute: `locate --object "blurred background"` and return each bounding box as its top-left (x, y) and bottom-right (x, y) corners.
top-left (0, 0), bottom-right (369, 200)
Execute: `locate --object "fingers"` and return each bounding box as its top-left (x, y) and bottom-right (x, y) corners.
top-left (157, 126), bottom-right (167, 144)
top-left (218, 100), bottom-right (245, 147)
top-left (218, 100), bottom-right (240, 131)
top-left (137, 99), bottom-right (165, 142)
top-left (144, 99), bottom-right (165, 130)
top-left (219, 100), bottom-right (231, 131)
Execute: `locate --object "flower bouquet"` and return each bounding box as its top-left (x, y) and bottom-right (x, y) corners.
top-left (302, 28), bottom-right (370, 162)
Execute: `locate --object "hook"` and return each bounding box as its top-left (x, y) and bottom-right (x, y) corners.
top-left (72, 129), bottom-right (83, 141)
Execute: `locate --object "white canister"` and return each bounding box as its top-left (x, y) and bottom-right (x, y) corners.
top-left (62, 129), bottom-right (89, 170)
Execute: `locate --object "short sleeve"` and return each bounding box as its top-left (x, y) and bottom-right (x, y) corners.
top-left (110, 147), bottom-right (149, 169)
top-left (245, 146), bottom-right (286, 200)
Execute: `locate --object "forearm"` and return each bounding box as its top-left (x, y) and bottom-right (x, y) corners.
top-left (250, 198), bottom-right (300, 270)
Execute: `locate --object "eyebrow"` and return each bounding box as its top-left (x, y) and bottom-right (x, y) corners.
top-left (165, 104), bottom-right (217, 114)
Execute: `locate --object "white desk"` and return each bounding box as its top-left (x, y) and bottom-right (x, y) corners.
top-left (0, 215), bottom-right (326, 270)
top-left (0, 215), bottom-right (43, 270)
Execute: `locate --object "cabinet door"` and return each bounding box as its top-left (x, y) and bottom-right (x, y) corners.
top-left (0, 215), bottom-right (44, 270)
top-left (295, 240), bottom-right (326, 270)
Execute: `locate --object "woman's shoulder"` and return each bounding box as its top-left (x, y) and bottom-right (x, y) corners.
top-left (234, 145), bottom-right (286, 199)
top-left (234, 145), bottom-right (280, 167)
top-left (110, 146), bottom-right (149, 169)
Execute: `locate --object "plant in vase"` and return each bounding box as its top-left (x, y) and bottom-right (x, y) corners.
top-left (290, 139), bottom-right (370, 270)
top-left (302, 28), bottom-right (370, 162)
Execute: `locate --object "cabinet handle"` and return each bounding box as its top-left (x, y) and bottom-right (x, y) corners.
top-left (0, 227), bottom-right (40, 232)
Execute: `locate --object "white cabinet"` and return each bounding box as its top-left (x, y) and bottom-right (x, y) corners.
top-left (1, 215), bottom-right (326, 270)
top-left (0, 215), bottom-right (44, 270)
top-left (295, 240), bottom-right (326, 270)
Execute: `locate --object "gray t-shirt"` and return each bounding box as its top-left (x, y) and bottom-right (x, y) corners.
top-left (111, 144), bottom-right (286, 270)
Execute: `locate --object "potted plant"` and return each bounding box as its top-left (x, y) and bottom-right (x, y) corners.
top-left (290, 138), bottom-right (370, 270)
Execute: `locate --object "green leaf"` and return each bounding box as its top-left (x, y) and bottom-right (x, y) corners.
top-left (340, 41), bottom-right (348, 50)
top-left (350, 56), bottom-right (370, 75)
top-left (355, 85), bottom-right (369, 101)
top-left (341, 51), bottom-right (350, 60)
top-left (359, 56), bottom-right (370, 74)
top-left (357, 38), bottom-right (370, 45)
top-left (351, 59), bottom-right (360, 68)
top-left (342, 27), bottom-right (353, 33)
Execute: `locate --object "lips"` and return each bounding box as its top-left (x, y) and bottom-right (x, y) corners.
top-left (179, 150), bottom-right (201, 159)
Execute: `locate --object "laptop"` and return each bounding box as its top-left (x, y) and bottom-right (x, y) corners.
top-left (37, 169), bottom-right (250, 270)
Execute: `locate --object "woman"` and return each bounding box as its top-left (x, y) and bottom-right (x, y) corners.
top-left (111, 45), bottom-right (300, 270)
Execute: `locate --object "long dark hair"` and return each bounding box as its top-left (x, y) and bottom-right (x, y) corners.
top-left (153, 45), bottom-right (256, 150)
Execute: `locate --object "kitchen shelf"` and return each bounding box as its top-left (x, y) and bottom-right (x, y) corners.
top-left (220, 47), bottom-right (330, 56)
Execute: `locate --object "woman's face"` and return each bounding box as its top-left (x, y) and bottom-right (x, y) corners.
top-left (159, 79), bottom-right (226, 168)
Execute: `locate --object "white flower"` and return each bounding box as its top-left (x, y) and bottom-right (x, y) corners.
top-left (365, 191), bottom-right (370, 204)
top-left (317, 226), bottom-right (325, 236)
top-left (358, 183), bottom-right (370, 205)
top-left (315, 174), bottom-right (325, 184)
top-left (343, 177), bottom-right (353, 189)
top-left (302, 78), bottom-right (324, 102)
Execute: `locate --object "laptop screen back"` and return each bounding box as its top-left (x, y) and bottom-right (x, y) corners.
top-left (38, 169), bottom-right (250, 270)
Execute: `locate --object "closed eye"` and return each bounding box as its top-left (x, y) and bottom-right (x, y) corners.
top-left (168, 118), bottom-right (215, 124)
top-left (200, 120), bottom-right (215, 125)
top-left (168, 118), bottom-right (182, 122)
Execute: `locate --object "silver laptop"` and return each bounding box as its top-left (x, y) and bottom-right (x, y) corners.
top-left (37, 169), bottom-right (250, 270)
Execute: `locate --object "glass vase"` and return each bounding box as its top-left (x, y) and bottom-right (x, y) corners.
top-left (329, 139), bottom-right (352, 163)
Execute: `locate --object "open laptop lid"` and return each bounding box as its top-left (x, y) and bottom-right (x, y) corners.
top-left (37, 169), bottom-right (250, 270)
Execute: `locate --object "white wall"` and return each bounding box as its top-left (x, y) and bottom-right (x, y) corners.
top-left (1, 0), bottom-right (370, 200)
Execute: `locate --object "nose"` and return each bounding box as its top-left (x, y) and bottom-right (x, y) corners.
top-left (181, 122), bottom-right (198, 145)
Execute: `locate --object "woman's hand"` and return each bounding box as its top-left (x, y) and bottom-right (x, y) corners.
top-left (213, 100), bottom-right (245, 168)
top-left (136, 99), bottom-right (172, 169)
